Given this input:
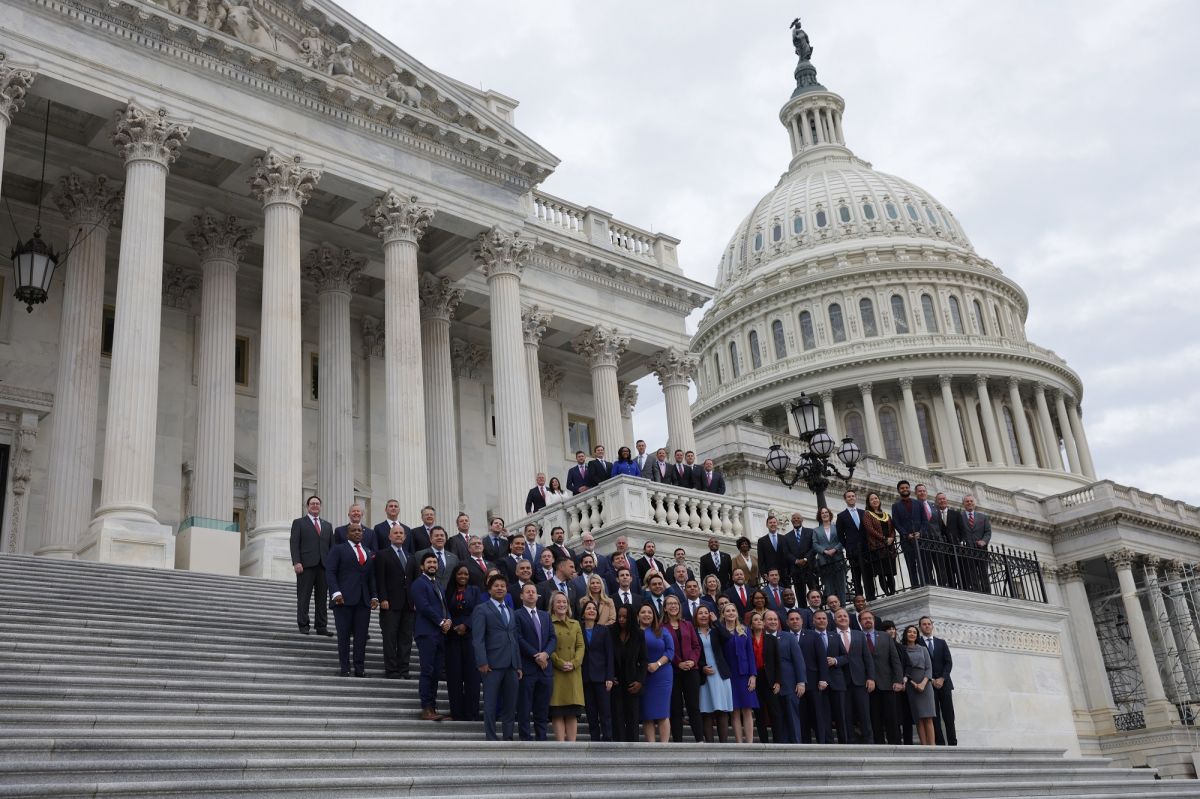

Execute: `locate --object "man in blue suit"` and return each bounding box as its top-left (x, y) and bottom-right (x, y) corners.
top-left (325, 524), bottom-right (379, 677)
top-left (333, 504), bottom-right (368, 547)
top-left (565, 450), bottom-right (589, 495)
top-left (768, 610), bottom-right (806, 744)
top-left (412, 552), bottom-right (452, 720)
top-left (801, 609), bottom-right (834, 743)
top-left (372, 498), bottom-right (409, 553)
top-left (892, 480), bottom-right (931, 588)
top-left (827, 608), bottom-right (875, 744)
top-left (514, 582), bottom-right (556, 741)
top-left (584, 444), bottom-right (612, 488)
top-left (472, 573), bottom-right (522, 741)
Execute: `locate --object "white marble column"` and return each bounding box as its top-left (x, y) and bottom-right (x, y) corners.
top-left (937, 375), bottom-right (966, 468)
top-left (573, 326), bottom-right (629, 457)
top-left (858, 382), bottom-right (884, 457)
top-left (365, 192), bottom-right (433, 523)
top-left (522, 306), bottom-right (553, 477)
top-left (1033, 383), bottom-right (1065, 471)
top-left (1143, 556), bottom-right (1190, 703)
top-left (782, 401), bottom-right (800, 437)
top-left (241, 150), bottom-right (320, 578)
top-left (1055, 562), bottom-right (1117, 735)
top-left (82, 105), bottom-right (190, 567)
top-left (619, 382), bottom-right (638, 447)
top-left (898, 377), bottom-right (927, 468)
top-left (1007, 378), bottom-right (1037, 467)
top-left (1066, 398), bottom-right (1097, 479)
top-left (304, 246), bottom-right (364, 524)
top-left (419, 273), bottom-right (463, 519)
top-left (651, 347), bottom-right (700, 455)
top-left (0, 57), bottom-right (35, 198)
top-left (186, 214), bottom-right (250, 525)
top-left (974, 375), bottom-right (1004, 467)
top-left (1108, 548), bottom-right (1177, 728)
top-left (819, 390), bottom-right (839, 442)
top-left (476, 228), bottom-right (535, 523)
top-left (963, 381), bottom-right (987, 464)
top-left (1053, 389), bottom-right (1083, 475)
top-left (1163, 560), bottom-right (1200, 697)
top-left (39, 175), bottom-right (121, 558)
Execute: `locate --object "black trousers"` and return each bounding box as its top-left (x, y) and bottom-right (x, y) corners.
top-left (445, 632), bottom-right (480, 720)
top-left (670, 667), bottom-right (704, 742)
top-left (753, 681), bottom-right (783, 743)
top-left (611, 685), bottom-right (641, 742)
top-left (518, 668), bottom-right (551, 741)
top-left (870, 688), bottom-right (900, 745)
top-left (933, 685), bottom-right (957, 745)
top-left (295, 565), bottom-right (328, 632)
top-left (845, 685), bottom-right (873, 743)
top-left (331, 602), bottom-right (369, 674)
top-left (378, 607), bottom-right (415, 677)
top-left (800, 685), bottom-right (831, 743)
top-left (584, 680), bottom-right (613, 742)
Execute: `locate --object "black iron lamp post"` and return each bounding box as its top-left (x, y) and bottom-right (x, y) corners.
top-left (765, 393), bottom-right (861, 509)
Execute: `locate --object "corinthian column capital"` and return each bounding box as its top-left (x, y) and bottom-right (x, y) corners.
top-left (475, 226), bottom-right (533, 280)
top-left (418, 272), bottom-right (464, 321)
top-left (111, 103), bottom-right (190, 166)
top-left (186, 214), bottom-right (252, 263)
top-left (521, 305), bottom-right (553, 346)
top-left (1106, 548), bottom-right (1136, 572)
top-left (649, 347), bottom-right (699, 388)
top-left (572, 326), bottom-right (629, 369)
top-left (52, 173), bottom-right (123, 228)
top-left (619, 382), bottom-right (639, 418)
top-left (365, 190), bottom-right (434, 245)
top-left (0, 55), bottom-right (36, 124)
top-left (249, 148), bottom-right (321, 207)
top-left (302, 246), bottom-right (365, 295)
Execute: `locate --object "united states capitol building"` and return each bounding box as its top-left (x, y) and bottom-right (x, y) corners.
top-left (1, 0), bottom-right (1199, 775)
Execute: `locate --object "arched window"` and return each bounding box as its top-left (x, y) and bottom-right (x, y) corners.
top-left (859, 297), bottom-right (878, 337)
top-left (838, 205), bottom-right (851, 223)
top-left (921, 293), bottom-right (939, 332)
top-left (749, 330), bottom-right (762, 369)
top-left (915, 403), bottom-right (940, 463)
top-left (798, 311), bottom-right (816, 351)
top-left (925, 205), bottom-right (938, 226)
top-left (862, 202), bottom-right (876, 220)
top-left (793, 215), bottom-right (805, 235)
top-left (771, 319), bottom-right (787, 359)
top-left (753, 232), bottom-right (763, 251)
top-left (728, 342), bottom-right (741, 378)
top-left (948, 295), bottom-right (965, 334)
top-left (972, 299), bottom-right (987, 335)
top-left (906, 203), bottom-right (920, 222)
top-left (1002, 406), bottom-right (1021, 464)
top-left (993, 305), bottom-right (1006, 337)
top-left (844, 411), bottom-right (866, 451)
top-left (772, 223), bottom-right (782, 243)
top-left (714, 353), bottom-right (722, 386)
top-left (878, 408), bottom-right (904, 462)
top-left (891, 294), bottom-right (910, 334)
top-left (828, 303), bottom-right (847, 343)
top-left (885, 202), bottom-right (899, 220)
top-left (815, 209), bottom-right (828, 228)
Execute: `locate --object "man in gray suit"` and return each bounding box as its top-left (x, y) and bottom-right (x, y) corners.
top-left (414, 526), bottom-right (458, 589)
top-left (860, 609), bottom-right (904, 744)
top-left (472, 573), bottom-right (522, 740)
top-left (956, 495), bottom-right (993, 593)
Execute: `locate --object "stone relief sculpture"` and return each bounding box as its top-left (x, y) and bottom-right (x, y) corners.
top-left (329, 43), bottom-right (365, 86)
top-left (222, 2), bottom-right (298, 58)
top-left (381, 72), bottom-right (422, 108)
top-left (298, 25), bottom-right (329, 72)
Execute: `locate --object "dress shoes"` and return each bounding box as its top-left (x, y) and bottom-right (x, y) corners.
top-left (419, 708), bottom-right (444, 721)
top-left (354, 671), bottom-right (366, 678)
top-left (298, 629), bottom-right (312, 635)
top-left (339, 670), bottom-right (351, 677)
top-left (317, 629), bottom-right (334, 637)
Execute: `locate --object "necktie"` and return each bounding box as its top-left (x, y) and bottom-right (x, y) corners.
top-left (532, 610), bottom-right (542, 647)
top-left (437, 550), bottom-right (445, 570)
top-left (771, 534), bottom-right (777, 550)
top-left (500, 604), bottom-right (509, 624)
top-left (622, 591), bottom-right (630, 605)
top-left (924, 503), bottom-right (931, 521)
top-left (396, 548), bottom-right (407, 569)
top-left (968, 512), bottom-right (975, 528)
top-left (841, 630), bottom-right (851, 652)
top-left (476, 557), bottom-right (486, 572)
top-left (706, 473), bottom-right (712, 487)
top-left (677, 464), bottom-right (683, 476)
top-left (355, 543), bottom-right (365, 565)
top-left (691, 600), bottom-right (698, 616)
top-left (941, 509), bottom-right (948, 525)
top-left (927, 637), bottom-right (934, 653)
top-left (540, 486), bottom-right (545, 499)
top-left (558, 581), bottom-right (567, 595)
top-left (851, 508), bottom-right (860, 528)
top-left (867, 633), bottom-right (875, 654)
top-left (738, 586), bottom-right (746, 605)
top-left (312, 517), bottom-right (321, 536)
top-left (772, 587), bottom-right (780, 606)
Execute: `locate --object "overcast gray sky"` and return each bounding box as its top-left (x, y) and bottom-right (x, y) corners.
top-left (343, 1), bottom-right (1200, 505)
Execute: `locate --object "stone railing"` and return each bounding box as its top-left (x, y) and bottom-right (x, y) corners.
top-left (511, 475), bottom-right (751, 544)
top-left (530, 192), bottom-right (585, 234)
top-left (1041, 481), bottom-right (1200, 526)
top-left (608, 220), bottom-right (655, 258)
top-left (526, 189), bottom-right (680, 271)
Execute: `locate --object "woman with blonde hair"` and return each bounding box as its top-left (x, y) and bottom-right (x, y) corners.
top-left (720, 601), bottom-right (758, 743)
top-left (549, 591), bottom-right (585, 742)
top-left (581, 573), bottom-right (616, 625)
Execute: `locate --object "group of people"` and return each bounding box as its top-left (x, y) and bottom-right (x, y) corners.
top-left (525, 441), bottom-right (726, 512)
top-left (289, 491), bottom-right (960, 746)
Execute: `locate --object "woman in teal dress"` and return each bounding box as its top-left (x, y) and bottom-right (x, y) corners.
top-left (694, 605), bottom-right (733, 743)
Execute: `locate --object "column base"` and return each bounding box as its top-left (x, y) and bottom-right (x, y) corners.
top-left (176, 517), bottom-right (241, 576)
top-left (33, 546), bottom-right (78, 561)
top-left (76, 516), bottom-right (175, 569)
top-left (240, 533), bottom-right (294, 581)
top-left (1085, 706), bottom-right (1118, 737)
top-left (1143, 699), bottom-right (1179, 729)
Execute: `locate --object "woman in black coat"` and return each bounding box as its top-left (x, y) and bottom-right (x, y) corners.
top-left (610, 603), bottom-right (647, 742)
top-left (579, 599), bottom-right (615, 742)
top-left (444, 565), bottom-right (483, 721)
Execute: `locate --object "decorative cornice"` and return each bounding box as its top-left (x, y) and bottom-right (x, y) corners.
top-left (249, 149), bottom-right (320, 207)
top-left (527, 249), bottom-right (701, 315)
top-left (162, 266), bottom-right (201, 310)
top-left (521, 305), bottom-right (553, 346)
top-left (187, 214), bottom-right (252, 264)
top-left (302, 246), bottom-right (365, 294)
top-left (572, 326), bottom-right (628, 369)
top-left (365, 191), bottom-right (434, 246)
top-left (540, 362), bottom-right (564, 400)
top-left (111, 103), bottom-right (190, 167)
top-left (52, 173), bottom-right (122, 228)
top-left (418, 272), bottom-right (463, 322)
top-left (361, 315), bottom-right (384, 358)
top-left (0, 54), bottom-right (35, 124)
top-left (450, 338), bottom-right (488, 380)
top-left (619, 382), bottom-right (638, 419)
top-left (650, 347), bottom-right (699, 389)
top-left (934, 620), bottom-right (1060, 657)
top-left (475, 226), bottom-right (533, 280)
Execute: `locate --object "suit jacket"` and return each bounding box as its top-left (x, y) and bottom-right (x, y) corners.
top-left (956, 510), bottom-right (992, 548)
top-left (574, 550), bottom-right (611, 576)
top-left (612, 586), bottom-right (646, 617)
top-left (325, 540), bottom-right (378, 607)
top-left (407, 525), bottom-right (434, 555)
top-left (761, 583), bottom-right (787, 613)
top-left (826, 628), bottom-right (875, 689)
top-left (374, 544), bottom-right (412, 611)
top-left (635, 555), bottom-right (667, 582)
top-left (413, 547), bottom-right (458, 589)
top-left (665, 583), bottom-right (689, 608)
top-left (731, 552), bottom-right (759, 587)
top-left (462, 554), bottom-right (494, 589)
top-left (482, 534), bottom-right (510, 562)
top-left (515, 605), bottom-right (557, 674)
top-left (498, 553), bottom-right (526, 584)
top-left (642, 592), bottom-right (670, 618)
top-left (507, 579), bottom-right (536, 606)
top-left (809, 525), bottom-right (844, 567)
top-left (698, 469), bottom-right (726, 494)
top-left (289, 515), bottom-right (331, 568)
top-left (756, 532), bottom-right (793, 581)
top-left (584, 458), bottom-right (612, 488)
top-left (548, 543), bottom-right (574, 565)
top-left (444, 533), bottom-right (471, 563)
top-left (524, 485), bottom-right (549, 513)
top-left (566, 463), bottom-right (590, 495)
top-left (523, 540), bottom-right (545, 566)
top-left (536, 578), bottom-right (579, 612)
top-left (665, 565), bottom-right (696, 586)
top-left (835, 508), bottom-right (867, 560)
top-left (800, 607), bottom-right (835, 630)
top-left (372, 519), bottom-right (409, 553)
top-left (784, 527), bottom-right (814, 579)
top-left (891, 499), bottom-right (929, 550)
top-left (581, 623), bottom-right (616, 683)
top-left (797, 629), bottom-right (831, 688)
top-left (775, 630), bottom-right (807, 692)
top-left (931, 507), bottom-right (963, 545)
top-left (669, 462), bottom-right (695, 489)
top-left (645, 458), bottom-right (674, 484)
top-left (471, 600), bottom-right (520, 671)
top-left (699, 549), bottom-right (733, 588)
top-left (611, 623), bottom-right (648, 687)
top-left (333, 524), bottom-right (375, 549)
top-left (755, 632), bottom-right (781, 689)
top-left (667, 619), bottom-right (702, 667)
top-left (724, 584), bottom-right (754, 617)
top-left (863, 628), bottom-right (904, 687)
top-left (411, 573), bottom-right (449, 638)
top-left (924, 636), bottom-right (955, 689)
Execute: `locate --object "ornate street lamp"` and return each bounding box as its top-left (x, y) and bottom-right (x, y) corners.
top-left (765, 392), bottom-right (861, 508)
top-left (7, 99), bottom-right (60, 312)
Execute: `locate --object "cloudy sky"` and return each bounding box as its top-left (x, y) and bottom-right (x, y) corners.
top-left (343, 1), bottom-right (1200, 504)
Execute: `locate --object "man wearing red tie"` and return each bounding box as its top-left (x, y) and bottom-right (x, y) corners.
top-left (724, 568), bottom-right (752, 616)
top-left (524, 472), bottom-right (550, 513)
top-left (289, 495), bottom-right (334, 637)
top-left (325, 523), bottom-right (379, 677)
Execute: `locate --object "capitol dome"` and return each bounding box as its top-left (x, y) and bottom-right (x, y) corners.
top-left (691, 25), bottom-right (1098, 496)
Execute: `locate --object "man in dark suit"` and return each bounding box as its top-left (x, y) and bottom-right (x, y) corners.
top-left (645, 447), bottom-right (673, 483)
top-left (506, 559), bottom-right (536, 605)
top-left (679, 579), bottom-right (704, 621)
top-left (408, 505), bottom-right (437, 555)
top-left (524, 472), bottom-right (550, 514)
top-left (956, 495), bottom-right (992, 594)
top-left (333, 504), bottom-right (368, 547)
top-left (325, 523), bottom-right (379, 677)
top-left (374, 523), bottom-right (414, 679)
top-left (412, 552), bottom-right (451, 720)
top-left (761, 568), bottom-right (787, 613)
top-left (611, 566), bottom-right (644, 616)
top-left (584, 444), bottom-right (612, 489)
top-left (472, 573), bottom-right (521, 741)
top-left (724, 568), bottom-right (753, 617)
top-left (520, 523), bottom-right (544, 567)
top-left (536, 557), bottom-right (579, 611)
top-left (785, 512), bottom-right (816, 594)
top-left (498, 536), bottom-right (526, 583)
top-left (515, 583), bottom-right (556, 741)
top-left (463, 535), bottom-right (493, 589)
top-left (482, 517), bottom-right (510, 562)
top-left (772, 610), bottom-right (807, 744)
top-left (891, 480), bottom-right (930, 588)
top-left (670, 449), bottom-right (694, 488)
top-left (414, 527), bottom-right (458, 590)
top-left (642, 572), bottom-right (670, 618)
top-left (666, 566), bottom-right (691, 605)
top-left (372, 498), bottom-right (409, 553)
top-left (635, 541), bottom-right (667, 582)
top-left (835, 490), bottom-right (867, 597)
top-left (827, 608), bottom-right (874, 744)
top-left (565, 450), bottom-right (589, 495)
top-left (861, 609), bottom-right (904, 745)
top-left (444, 513), bottom-right (472, 562)
top-left (753, 612), bottom-right (783, 743)
top-left (798, 588), bottom-right (827, 630)
top-left (920, 615), bottom-right (957, 745)
top-left (665, 548), bottom-right (695, 585)
top-left (930, 492), bottom-right (963, 588)
top-left (801, 610), bottom-right (833, 743)
top-left (698, 458), bottom-right (726, 494)
top-left (547, 526), bottom-right (574, 565)
top-left (289, 495), bottom-right (333, 637)
top-left (699, 536), bottom-right (733, 589)
top-left (574, 532), bottom-right (610, 577)
top-left (757, 515), bottom-right (792, 589)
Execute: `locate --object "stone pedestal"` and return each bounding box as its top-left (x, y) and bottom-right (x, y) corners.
top-left (175, 517), bottom-right (240, 576)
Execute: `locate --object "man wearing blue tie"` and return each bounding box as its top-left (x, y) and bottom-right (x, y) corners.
top-left (836, 490), bottom-right (867, 598)
top-left (520, 523), bottom-right (542, 566)
top-left (412, 552), bottom-right (452, 721)
top-left (515, 582), bottom-right (556, 741)
top-left (472, 574), bottom-right (522, 741)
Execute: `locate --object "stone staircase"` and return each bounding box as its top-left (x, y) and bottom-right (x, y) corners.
top-left (2, 553), bottom-right (1200, 798)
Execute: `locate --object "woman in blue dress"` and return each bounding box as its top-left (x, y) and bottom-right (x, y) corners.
top-left (720, 601), bottom-right (757, 743)
top-left (694, 605), bottom-right (733, 743)
top-left (611, 446), bottom-right (642, 478)
top-left (637, 603), bottom-right (674, 743)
